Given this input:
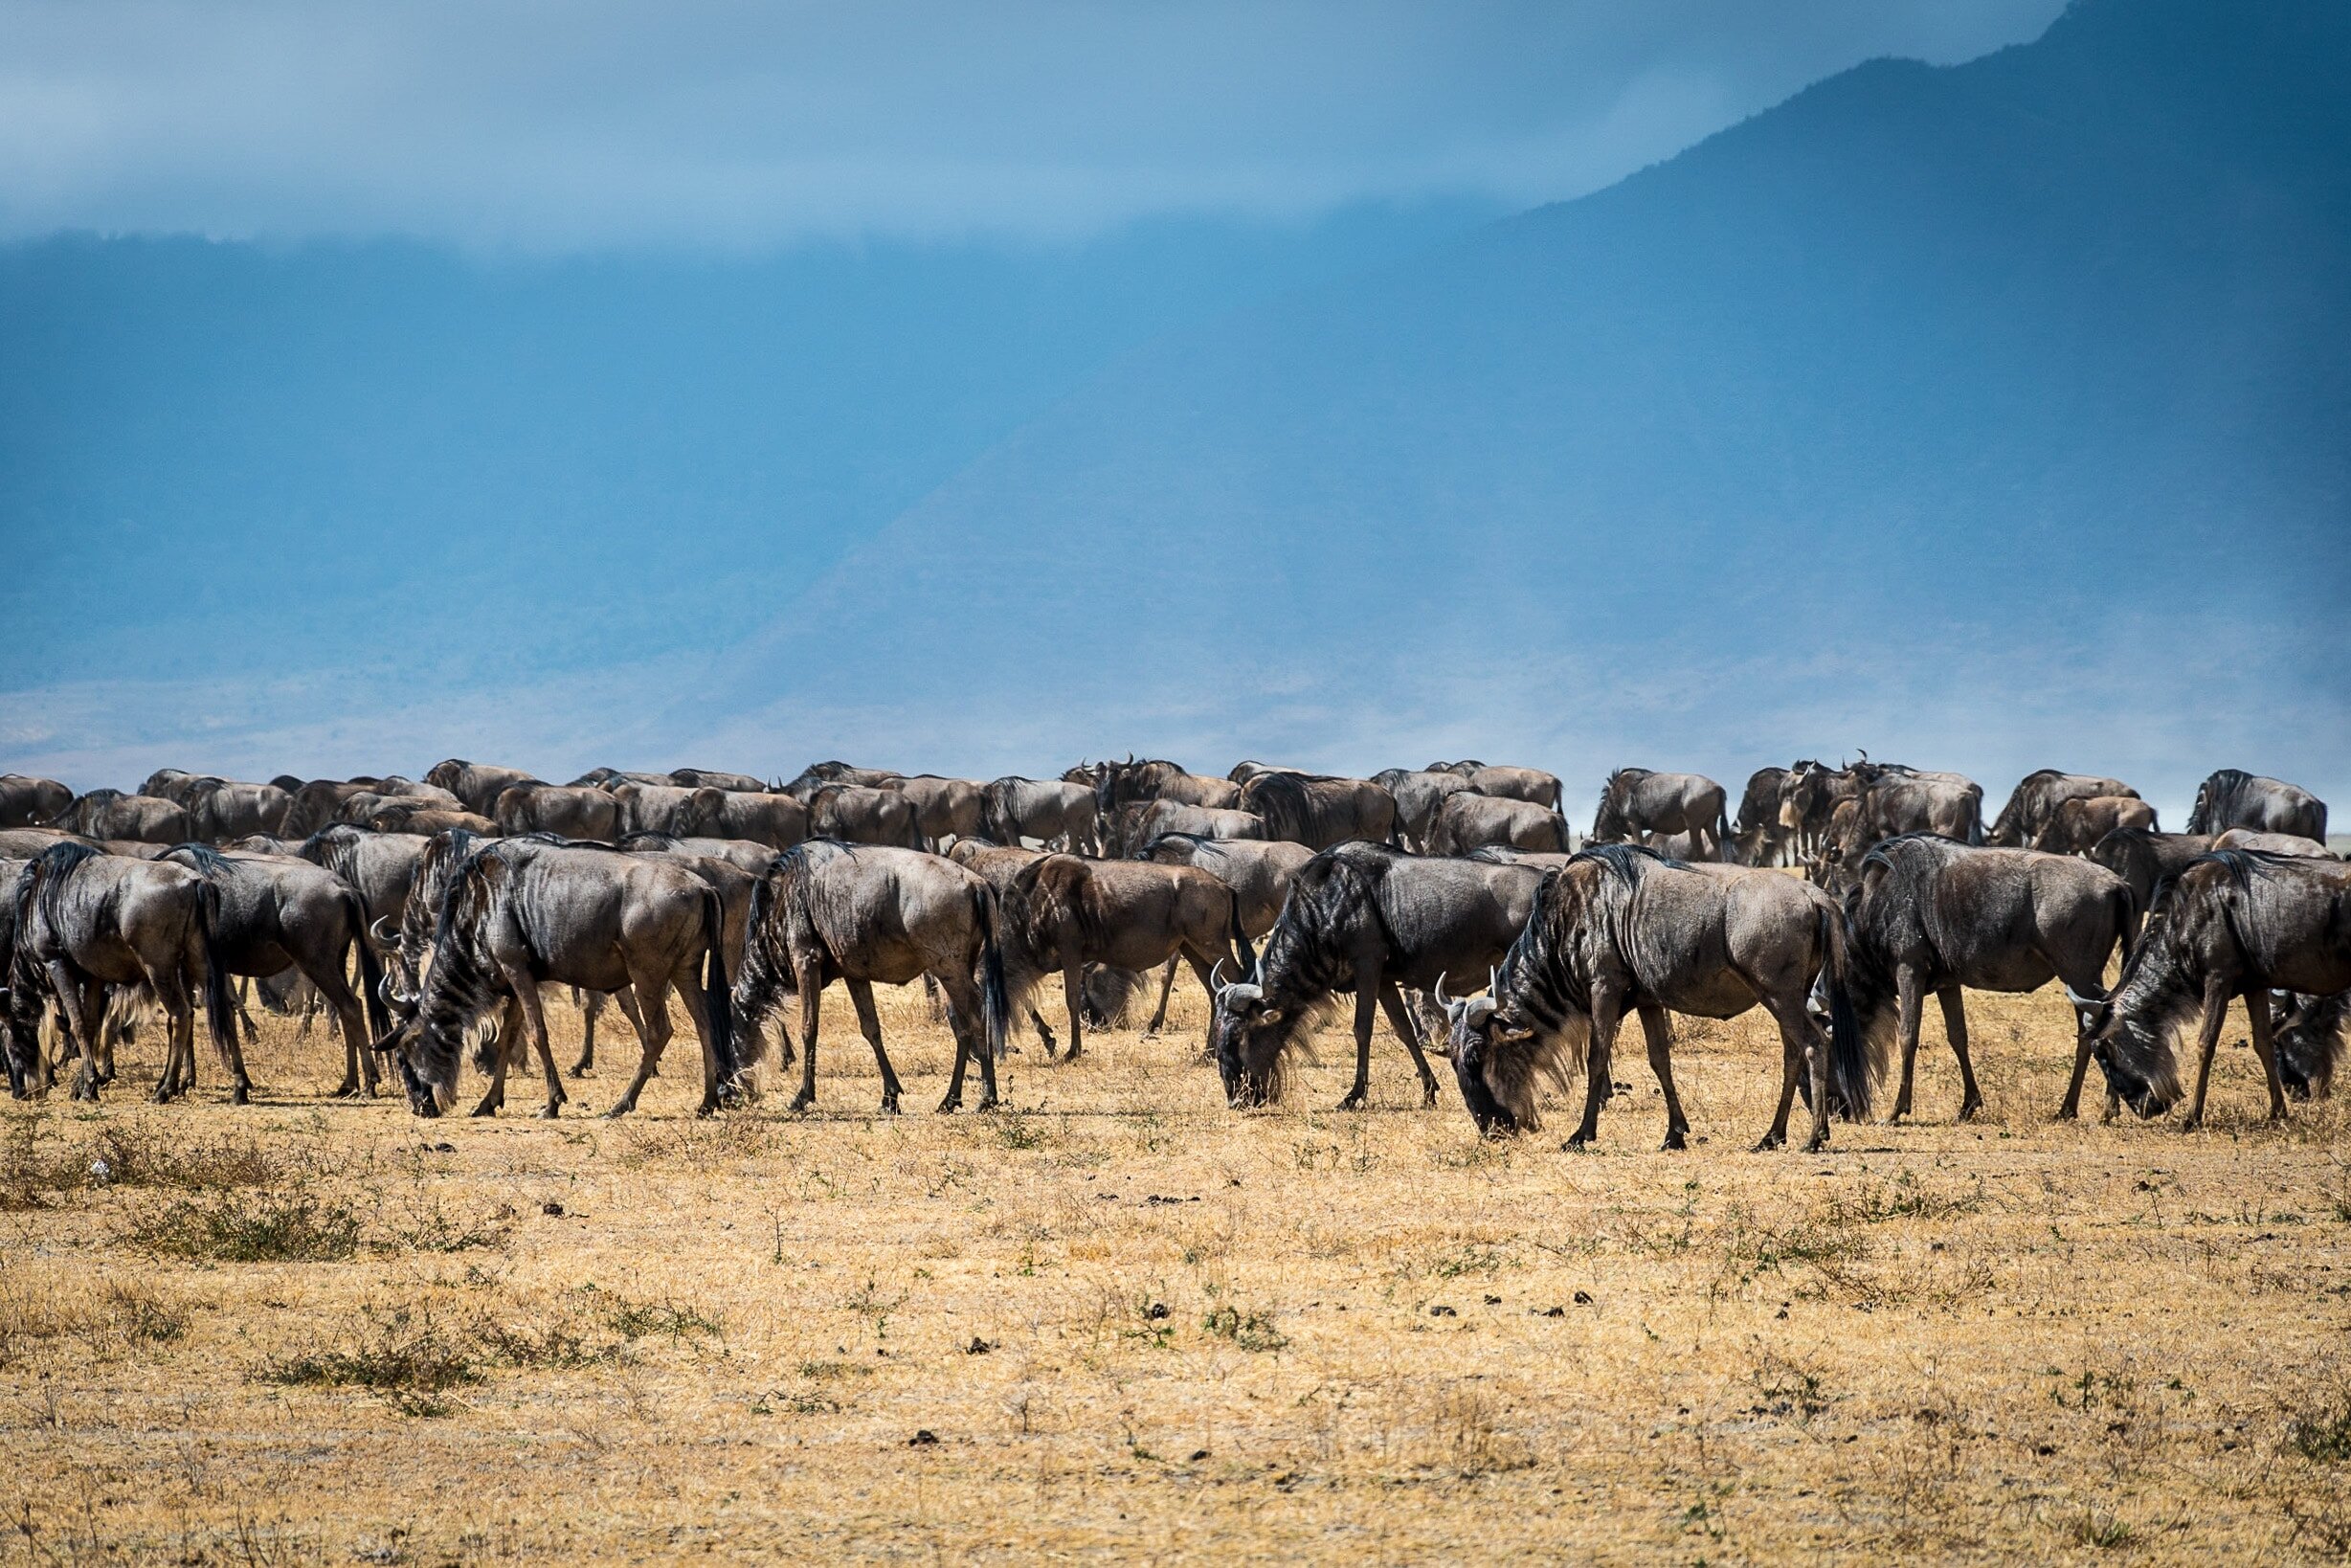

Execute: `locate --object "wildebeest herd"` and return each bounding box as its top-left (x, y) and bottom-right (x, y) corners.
top-left (0, 756), bottom-right (2340, 1153)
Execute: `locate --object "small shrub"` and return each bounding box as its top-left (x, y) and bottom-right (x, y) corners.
top-left (379, 1194), bottom-right (506, 1255)
top-left (608, 1296), bottom-right (722, 1341)
top-left (262, 1306), bottom-right (481, 1418)
top-left (1201, 1304), bottom-right (1287, 1353)
top-left (127, 1191), bottom-right (362, 1263)
top-left (2288, 1392), bottom-right (2351, 1463)
top-left (88, 1125), bottom-right (284, 1189)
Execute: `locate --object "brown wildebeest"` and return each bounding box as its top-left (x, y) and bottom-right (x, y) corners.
top-left (360, 803), bottom-right (497, 837)
top-left (1093, 758), bottom-right (1243, 815)
top-left (778, 762), bottom-right (905, 799)
top-left (616, 832), bottom-right (782, 877)
top-left (1733, 767), bottom-right (1791, 866)
top-left (1209, 842), bottom-right (1542, 1109)
top-left (999, 853), bottom-right (1249, 1057)
top-left (1849, 762), bottom-right (1982, 845)
top-left (1779, 761), bottom-right (1864, 859)
top-left (1371, 769), bottom-right (1477, 851)
top-left (2088, 828), bottom-right (2214, 913)
top-left (0, 775), bottom-right (72, 830)
top-left (669, 768), bottom-right (769, 794)
top-left (49, 790), bottom-right (191, 845)
top-left (690, 789), bottom-right (808, 849)
top-left (493, 783), bottom-right (620, 840)
top-left (613, 839), bottom-right (762, 1076)
top-left (425, 759), bottom-right (542, 817)
top-left (731, 841), bottom-right (1009, 1114)
top-left (2214, 829), bottom-right (2334, 858)
top-left (2090, 851), bottom-right (2351, 1128)
top-left (1589, 769), bottom-right (1729, 860)
top-left (570, 767), bottom-right (675, 789)
top-left (2037, 795), bottom-right (2159, 856)
top-left (0, 828), bottom-right (98, 860)
top-left (2275, 989), bottom-right (2351, 1101)
top-left (2184, 769), bottom-right (2328, 841)
top-left (944, 838), bottom-right (1073, 1050)
top-left (896, 775), bottom-right (986, 847)
top-left (1986, 771), bottom-right (2140, 847)
top-left (979, 777), bottom-right (1095, 851)
top-left (175, 778), bottom-right (294, 841)
top-left (1838, 834), bottom-right (2137, 1124)
top-left (610, 781), bottom-right (711, 837)
top-left (1427, 793), bottom-right (1570, 856)
top-left (1235, 771), bottom-right (1398, 851)
top-left (1437, 845), bottom-right (1865, 1153)
top-left (281, 780), bottom-right (383, 837)
top-left (809, 784), bottom-right (921, 849)
top-left (1427, 761), bottom-right (1564, 809)
top-left (4, 841), bottom-right (242, 1103)
top-left (1105, 799), bottom-right (1264, 858)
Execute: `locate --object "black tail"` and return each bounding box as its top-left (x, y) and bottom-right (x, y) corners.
top-left (974, 885), bottom-right (1010, 1064)
top-left (2111, 881), bottom-right (2140, 971)
top-left (346, 888), bottom-right (391, 1041)
top-left (700, 886), bottom-right (735, 1081)
top-left (194, 879), bottom-right (239, 1065)
top-left (1821, 905), bottom-right (1871, 1121)
top-left (1228, 892), bottom-right (1257, 974)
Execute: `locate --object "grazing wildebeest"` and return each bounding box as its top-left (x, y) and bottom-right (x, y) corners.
top-left (2214, 829), bottom-right (2335, 858)
top-left (1235, 772), bottom-right (1398, 851)
top-left (377, 837), bottom-right (734, 1119)
top-left (1094, 758), bottom-right (1243, 814)
top-left (1849, 762), bottom-right (1982, 846)
top-left (2037, 795), bottom-right (2159, 856)
top-left (809, 784), bottom-right (921, 849)
top-left (1427, 793), bottom-right (1570, 857)
top-left (1589, 769), bottom-right (1729, 860)
top-left (1733, 767), bottom-right (1791, 866)
top-left (896, 775), bottom-right (986, 847)
top-left (425, 759), bottom-right (542, 817)
top-left (999, 853), bottom-right (1248, 1057)
top-left (778, 762), bottom-right (905, 800)
top-left (1428, 761), bottom-right (1564, 809)
top-left (493, 783), bottom-right (620, 840)
top-left (614, 838), bottom-right (762, 1076)
top-left (1436, 845), bottom-right (1864, 1152)
top-left (4, 841), bottom-right (241, 1103)
top-left (2089, 851), bottom-right (2351, 1127)
top-left (1208, 842), bottom-right (1542, 1109)
top-left (980, 777), bottom-right (1097, 852)
top-left (1105, 800), bottom-right (1264, 858)
top-left (1371, 769), bottom-right (1477, 851)
top-left (669, 768), bottom-right (769, 795)
top-left (731, 841), bottom-right (1009, 1114)
top-left (1838, 834), bottom-right (2137, 1124)
top-left (0, 775), bottom-right (72, 830)
top-left (2275, 989), bottom-right (2351, 1101)
top-left (2088, 829), bottom-right (2215, 914)
top-left (49, 790), bottom-right (192, 845)
top-left (2184, 769), bottom-right (2328, 841)
top-left (160, 845), bottom-right (391, 1097)
top-left (1986, 771), bottom-right (2140, 848)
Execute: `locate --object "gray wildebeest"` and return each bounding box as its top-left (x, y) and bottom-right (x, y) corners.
top-left (2088, 829), bottom-right (2214, 914)
top-left (669, 768), bottom-right (769, 794)
top-left (378, 837), bottom-right (734, 1120)
top-left (999, 853), bottom-right (1249, 1058)
top-left (1849, 762), bottom-right (1983, 846)
top-left (1779, 761), bottom-right (1864, 860)
top-left (425, 759), bottom-right (542, 817)
top-left (980, 777), bottom-right (1096, 852)
top-left (280, 780), bottom-right (384, 837)
top-left (1986, 771), bottom-right (2140, 848)
top-left (49, 791), bottom-right (192, 845)
top-left (1093, 759), bottom-right (1243, 815)
top-left (1426, 794), bottom-right (1570, 857)
top-left (2088, 851), bottom-right (2351, 1128)
top-left (896, 776), bottom-right (986, 849)
top-left (2184, 770), bottom-right (2328, 841)
top-left (301, 826), bottom-right (430, 955)
top-left (1105, 800), bottom-right (1263, 859)
top-left (1134, 835), bottom-right (1316, 946)
top-left (493, 783), bottom-right (621, 841)
top-left (778, 762), bottom-right (905, 799)
top-left (1208, 842), bottom-right (1541, 1109)
top-left (4, 841), bottom-right (241, 1103)
top-left (1732, 767), bottom-right (1791, 866)
top-left (161, 845), bottom-right (391, 1098)
top-left (616, 832), bottom-right (784, 877)
top-left (1435, 845), bottom-right (1864, 1153)
top-left (1589, 770), bottom-right (1729, 861)
top-left (1838, 834), bottom-right (2138, 1124)
top-left (1235, 772), bottom-right (1399, 852)
top-left (0, 775), bottom-right (71, 830)
top-left (808, 785), bottom-right (921, 849)
top-left (2214, 829), bottom-right (2335, 858)
top-left (177, 778), bottom-right (294, 842)
top-left (2036, 795), bottom-right (2159, 856)
top-left (1371, 769), bottom-right (1477, 851)
top-left (1429, 761), bottom-right (1564, 809)
top-left (2275, 988), bottom-right (2351, 1102)
top-left (731, 841), bottom-right (1010, 1114)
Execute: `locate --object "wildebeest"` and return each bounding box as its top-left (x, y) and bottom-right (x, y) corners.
top-left (49, 790), bottom-right (192, 845)
top-left (668, 768), bottom-right (769, 795)
top-left (378, 837), bottom-right (734, 1119)
top-left (358, 803), bottom-right (497, 837)
top-left (2036, 795), bottom-right (2159, 856)
top-left (1426, 793), bottom-right (1569, 857)
top-left (2275, 988), bottom-right (2351, 1101)
top-left (280, 780), bottom-right (383, 837)
top-left (1733, 767), bottom-right (1790, 866)
top-left (1208, 842), bottom-right (1542, 1109)
top-left (998, 853), bottom-right (1249, 1057)
top-left (161, 845), bottom-right (390, 1097)
top-left (895, 775), bottom-right (986, 847)
top-left (808, 784), bottom-right (921, 849)
top-left (4, 841), bottom-right (241, 1103)
top-left (493, 783), bottom-right (621, 840)
top-left (424, 759), bottom-right (542, 817)
top-left (980, 777), bottom-right (1096, 852)
top-left (172, 778), bottom-right (294, 842)
top-left (2214, 829), bottom-right (2335, 858)
top-left (1849, 761), bottom-right (1982, 846)
top-left (0, 828), bottom-right (95, 861)
top-left (0, 775), bottom-right (72, 830)
top-left (300, 825), bottom-right (429, 948)
top-left (616, 832), bottom-right (782, 877)
top-left (1426, 761), bottom-right (1564, 809)
top-left (1589, 769), bottom-right (1729, 860)
top-left (1133, 835), bottom-right (1315, 943)
top-left (2184, 769), bottom-right (2328, 841)
top-left (1779, 761), bottom-right (1864, 859)
top-left (1093, 758), bottom-right (1243, 815)
top-left (1837, 834), bottom-right (2138, 1124)
top-left (1234, 771), bottom-right (1398, 851)
top-left (2089, 851), bottom-right (2351, 1127)
top-left (1105, 799), bottom-right (1264, 858)
top-left (1371, 769), bottom-right (1477, 851)
top-left (2087, 828), bottom-right (2215, 914)
top-left (1437, 845), bottom-right (1863, 1152)
top-left (615, 837), bottom-right (762, 1075)
top-left (1986, 771), bottom-right (2140, 848)
top-left (778, 762), bottom-right (905, 799)
top-left (731, 841), bottom-right (1009, 1114)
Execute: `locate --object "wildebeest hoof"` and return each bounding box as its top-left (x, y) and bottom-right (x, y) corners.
top-left (1336, 1090), bottom-right (1367, 1111)
top-left (1958, 1099), bottom-right (1983, 1122)
top-left (569, 1064), bottom-right (593, 1079)
top-left (1662, 1130), bottom-right (1687, 1151)
top-left (601, 1102), bottom-right (636, 1119)
top-left (787, 1091), bottom-right (816, 1114)
top-left (1752, 1132), bottom-right (1785, 1153)
top-left (541, 1104), bottom-right (563, 1120)
top-left (934, 1095), bottom-right (958, 1114)
top-left (1804, 1134), bottom-right (1829, 1153)
top-left (975, 1094), bottom-right (1000, 1112)
top-left (2052, 1102), bottom-right (2079, 1121)
top-left (1562, 1133), bottom-right (1594, 1151)
top-left (1421, 1083), bottom-right (1440, 1108)
top-left (332, 1080), bottom-right (362, 1099)
top-left (231, 1086), bottom-right (251, 1106)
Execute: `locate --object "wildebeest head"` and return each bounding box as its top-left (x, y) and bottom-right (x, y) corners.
top-left (1206, 960), bottom-right (1303, 1109)
top-left (2081, 940), bottom-right (2191, 1119)
top-left (1434, 974), bottom-right (1532, 1136)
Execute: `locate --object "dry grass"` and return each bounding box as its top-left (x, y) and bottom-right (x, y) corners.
top-left (2, 972), bottom-right (2348, 1562)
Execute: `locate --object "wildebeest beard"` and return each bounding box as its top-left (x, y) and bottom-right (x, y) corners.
top-left (393, 860), bottom-right (510, 1115)
top-left (1444, 871), bottom-right (1595, 1135)
top-left (1210, 887), bottom-right (1351, 1107)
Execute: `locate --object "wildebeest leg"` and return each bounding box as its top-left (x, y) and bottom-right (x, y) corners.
top-left (1145, 956), bottom-right (1180, 1038)
top-left (1336, 966), bottom-right (1384, 1110)
top-left (604, 969), bottom-right (675, 1119)
top-left (1635, 1002), bottom-right (1688, 1150)
top-left (1891, 964), bottom-right (1925, 1122)
top-left (2180, 976), bottom-right (2234, 1131)
top-left (667, 964), bottom-right (728, 1115)
top-left (1376, 982), bottom-right (1440, 1107)
top-left (49, 965), bottom-right (102, 1102)
top-left (2058, 1007), bottom-right (2102, 1122)
top-left (1178, 952), bottom-right (1221, 1058)
top-left (1567, 986), bottom-right (1624, 1148)
top-left (1059, 932), bottom-right (1086, 1061)
top-left (571, 987), bottom-right (602, 1077)
top-left (310, 952), bottom-right (376, 1099)
top-left (2244, 986), bottom-right (2288, 1123)
top-left (233, 977), bottom-right (262, 1046)
top-left (789, 969), bottom-right (826, 1113)
top-left (469, 997), bottom-right (526, 1116)
top-left (1937, 987), bottom-right (1983, 1121)
top-left (180, 957), bottom-right (253, 1106)
top-left (847, 980), bottom-right (911, 1114)
top-left (1760, 995), bottom-right (1832, 1154)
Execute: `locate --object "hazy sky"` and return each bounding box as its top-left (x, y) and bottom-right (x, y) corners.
top-left (0, 1), bottom-right (2068, 248)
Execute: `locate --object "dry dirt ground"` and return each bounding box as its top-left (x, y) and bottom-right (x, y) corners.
top-left (3, 973), bottom-right (2348, 1564)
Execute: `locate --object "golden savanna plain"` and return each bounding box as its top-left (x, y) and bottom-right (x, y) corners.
top-left (2, 963), bottom-right (2346, 1563)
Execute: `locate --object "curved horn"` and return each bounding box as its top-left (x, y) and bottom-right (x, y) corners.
top-left (1489, 965), bottom-right (1501, 997)
top-left (369, 916), bottom-right (395, 945)
top-left (1434, 974), bottom-right (1452, 1007)
top-left (1209, 959), bottom-right (1230, 997)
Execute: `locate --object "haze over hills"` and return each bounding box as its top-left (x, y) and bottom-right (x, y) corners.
top-left (699, 0), bottom-right (2349, 813)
